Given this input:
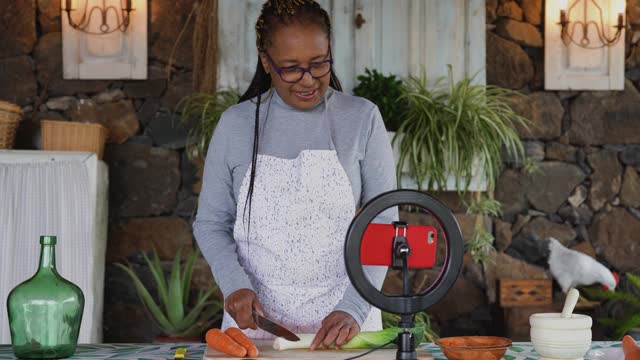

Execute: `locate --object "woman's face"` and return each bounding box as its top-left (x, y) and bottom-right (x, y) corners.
top-left (260, 23), bottom-right (332, 110)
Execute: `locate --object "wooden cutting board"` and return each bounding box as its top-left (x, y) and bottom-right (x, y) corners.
top-left (203, 340), bottom-right (434, 360)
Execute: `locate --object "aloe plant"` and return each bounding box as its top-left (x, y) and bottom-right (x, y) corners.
top-left (583, 273), bottom-right (640, 339)
top-left (115, 247), bottom-right (223, 337)
top-left (177, 89), bottom-right (241, 159)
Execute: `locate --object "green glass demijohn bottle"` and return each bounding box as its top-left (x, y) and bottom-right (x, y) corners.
top-left (7, 235), bottom-right (85, 359)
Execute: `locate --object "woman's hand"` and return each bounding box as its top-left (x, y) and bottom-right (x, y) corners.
top-left (310, 311), bottom-right (360, 350)
top-left (225, 288), bottom-right (264, 330)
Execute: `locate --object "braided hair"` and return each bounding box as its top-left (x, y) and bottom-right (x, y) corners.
top-left (239, 0), bottom-right (343, 235)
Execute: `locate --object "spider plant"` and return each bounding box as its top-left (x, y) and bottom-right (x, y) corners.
top-left (395, 65), bottom-right (528, 263)
top-left (395, 65), bottom-right (527, 193)
top-left (115, 247), bottom-right (222, 337)
top-left (177, 89), bottom-right (241, 159)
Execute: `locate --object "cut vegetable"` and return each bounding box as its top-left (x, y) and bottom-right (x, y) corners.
top-left (225, 327), bottom-right (259, 357)
top-left (273, 334), bottom-right (315, 350)
top-left (273, 325), bottom-right (425, 350)
top-left (206, 328), bottom-right (247, 357)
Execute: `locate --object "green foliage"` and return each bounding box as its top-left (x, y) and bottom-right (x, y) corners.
top-left (115, 248), bottom-right (223, 337)
top-left (177, 90), bottom-right (241, 159)
top-left (382, 312), bottom-right (439, 343)
top-left (395, 65), bottom-right (528, 193)
top-left (465, 194), bottom-right (501, 264)
top-left (467, 195), bottom-right (502, 218)
top-left (353, 68), bottom-right (409, 131)
top-left (466, 226), bottom-right (496, 265)
top-left (583, 273), bottom-right (640, 339)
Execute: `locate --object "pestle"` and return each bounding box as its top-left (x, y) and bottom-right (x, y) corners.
top-left (561, 288), bottom-right (580, 319)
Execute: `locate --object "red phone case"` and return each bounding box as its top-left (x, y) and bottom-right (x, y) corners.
top-left (360, 223), bottom-right (438, 268)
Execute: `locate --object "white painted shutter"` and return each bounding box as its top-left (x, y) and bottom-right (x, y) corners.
top-left (217, 0), bottom-right (486, 93)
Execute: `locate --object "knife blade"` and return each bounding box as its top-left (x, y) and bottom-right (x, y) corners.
top-left (253, 310), bottom-right (300, 342)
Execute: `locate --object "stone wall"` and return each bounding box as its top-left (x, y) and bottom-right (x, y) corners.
top-left (483, 0), bottom-right (640, 338)
top-left (488, 0), bottom-right (640, 275)
top-left (0, 0), bottom-right (213, 342)
top-left (3, 0), bottom-right (640, 343)
top-left (391, 0), bottom-right (640, 341)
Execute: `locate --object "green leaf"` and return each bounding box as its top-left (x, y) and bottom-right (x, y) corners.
top-left (175, 289), bottom-right (217, 332)
top-left (583, 287), bottom-right (640, 308)
top-left (612, 313), bottom-right (640, 339)
top-left (167, 248), bottom-right (185, 326)
top-left (176, 89), bottom-right (241, 159)
top-left (627, 273), bottom-right (640, 291)
top-left (114, 263), bottom-right (175, 333)
top-left (181, 247), bottom-right (199, 307)
top-left (341, 325), bottom-right (426, 349)
top-left (353, 68), bottom-right (409, 131)
top-left (142, 249), bottom-right (169, 311)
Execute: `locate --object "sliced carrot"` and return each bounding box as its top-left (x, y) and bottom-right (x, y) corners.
top-left (225, 327), bottom-right (259, 358)
top-left (206, 328), bottom-right (247, 358)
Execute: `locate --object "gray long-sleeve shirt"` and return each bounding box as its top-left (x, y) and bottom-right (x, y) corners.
top-left (193, 87), bottom-right (397, 326)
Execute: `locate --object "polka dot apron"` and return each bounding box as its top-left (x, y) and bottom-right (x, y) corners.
top-left (221, 93), bottom-right (382, 339)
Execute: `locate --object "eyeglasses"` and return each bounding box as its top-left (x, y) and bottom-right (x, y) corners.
top-left (264, 50), bottom-right (333, 83)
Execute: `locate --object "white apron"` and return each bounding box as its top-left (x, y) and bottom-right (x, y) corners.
top-left (221, 94), bottom-right (382, 339)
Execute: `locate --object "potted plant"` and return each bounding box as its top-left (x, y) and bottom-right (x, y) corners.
top-left (583, 272), bottom-right (640, 340)
top-left (353, 66), bottom-right (528, 263)
top-left (395, 66), bottom-right (526, 194)
top-left (177, 89), bottom-right (241, 159)
top-left (115, 247), bottom-right (223, 342)
top-left (399, 67), bottom-right (527, 263)
top-left (353, 68), bottom-right (409, 132)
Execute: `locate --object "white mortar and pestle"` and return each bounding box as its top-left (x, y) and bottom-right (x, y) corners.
top-left (529, 288), bottom-right (593, 360)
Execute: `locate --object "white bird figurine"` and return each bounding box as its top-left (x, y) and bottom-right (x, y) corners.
top-left (548, 237), bottom-right (618, 293)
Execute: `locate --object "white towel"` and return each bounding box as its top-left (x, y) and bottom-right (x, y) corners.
top-left (0, 159), bottom-right (103, 344)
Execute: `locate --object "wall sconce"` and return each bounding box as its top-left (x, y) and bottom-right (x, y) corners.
top-left (62, 0), bottom-right (135, 35)
top-left (558, 0), bottom-right (626, 49)
top-left (61, 0), bottom-right (147, 79)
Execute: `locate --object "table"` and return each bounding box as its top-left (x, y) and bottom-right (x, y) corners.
top-left (0, 342), bottom-right (625, 360)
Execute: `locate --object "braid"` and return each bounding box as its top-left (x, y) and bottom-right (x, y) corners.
top-left (255, 0), bottom-right (333, 51)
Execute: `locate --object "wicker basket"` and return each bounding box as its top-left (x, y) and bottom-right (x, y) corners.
top-left (41, 120), bottom-right (109, 160)
top-left (0, 100), bottom-right (24, 149)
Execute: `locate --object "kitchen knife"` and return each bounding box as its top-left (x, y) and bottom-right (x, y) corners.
top-left (253, 310), bottom-right (300, 342)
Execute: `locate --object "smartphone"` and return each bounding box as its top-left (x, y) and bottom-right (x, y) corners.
top-left (360, 223), bottom-right (438, 268)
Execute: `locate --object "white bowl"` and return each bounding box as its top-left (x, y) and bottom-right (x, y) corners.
top-left (530, 313), bottom-right (592, 359)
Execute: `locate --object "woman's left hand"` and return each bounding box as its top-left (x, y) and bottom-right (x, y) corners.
top-left (310, 311), bottom-right (360, 350)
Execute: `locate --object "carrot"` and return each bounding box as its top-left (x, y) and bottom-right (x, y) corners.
top-left (206, 328), bottom-right (247, 358)
top-left (623, 335), bottom-right (640, 360)
top-left (225, 327), bottom-right (259, 357)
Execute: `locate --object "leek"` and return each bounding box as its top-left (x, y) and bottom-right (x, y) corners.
top-left (273, 325), bottom-right (425, 350)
